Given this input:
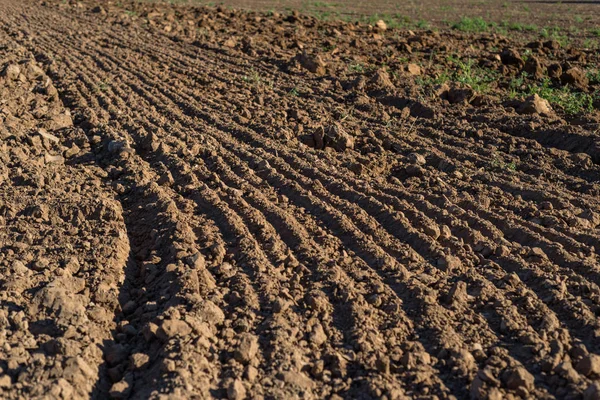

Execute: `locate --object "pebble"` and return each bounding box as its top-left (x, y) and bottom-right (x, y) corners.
top-left (109, 379), bottom-right (132, 399)
top-left (504, 366), bottom-right (534, 391)
top-left (423, 223), bottom-right (440, 240)
top-left (227, 380), bottom-right (246, 400)
top-left (157, 319), bottom-right (192, 341)
top-left (234, 333), bottom-right (259, 364)
top-left (310, 323), bottom-right (327, 346)
top-left (3, 64), bottom-right (20, 80)
top-left (407, 152), bottom-right (426, 165)
top-left (577, 354), bottom-right (600, 377)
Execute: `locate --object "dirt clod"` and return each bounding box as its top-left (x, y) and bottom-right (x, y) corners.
top-left (1, 1), bottom-right (600, 399)
top-left (518, 94), bottom-right (554, 117)
top-left (234, 333), bottom-right (259, 364)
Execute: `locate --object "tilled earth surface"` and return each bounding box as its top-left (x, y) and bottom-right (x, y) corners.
top-left (1, 1), bottom-right (600, 399)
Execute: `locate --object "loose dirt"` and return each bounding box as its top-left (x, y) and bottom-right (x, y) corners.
top-left (0, 0), bottom-right (599, 399)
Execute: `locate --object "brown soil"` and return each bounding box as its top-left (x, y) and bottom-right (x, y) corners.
top-left (1, 0), bottom-right (600, 399)
top-left (218, 0), bottom-right (600, 42)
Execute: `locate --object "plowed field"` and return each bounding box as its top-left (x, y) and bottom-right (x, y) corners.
top-left (1, 0), bottom-right (600, 399)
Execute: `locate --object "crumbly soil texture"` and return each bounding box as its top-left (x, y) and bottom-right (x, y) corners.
top-left (1, 1), bottom-right (600, 399)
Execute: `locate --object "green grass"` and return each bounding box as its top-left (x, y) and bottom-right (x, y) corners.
top-left (452, 16), bottom-right (490, 32)
top-left (499, 21), bottom-right (538, 32)
top-left (491, 157), bottom-right (518, 172)
top-left (583, 39), bottom-right (599, 49)
top-left (591, 28), bottom-right (600, 37)
top-left (447, 56), bottom-right (498, 92)
top-left (416, 57), bottom-right (498, 93)
top-left (539, 27), bottom-right (570, 47)
top-left (588, 69), bottom-right (600, 85)
top-left (354, 13), bottom-right (412, 29)
top-left (348, 63), bottom-right (366, 73)
top-left (516, 78), bottom-right (597, 115)
top-left (416, 20), bottom-right (430, 29)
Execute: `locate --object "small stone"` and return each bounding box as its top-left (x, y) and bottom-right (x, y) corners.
top-left (245, 365), bottom-right (258, 382)
top-left (296, 51), bottom-right (326, 75)
top-left (187, 252), bottom-right (206, 269)
top-left (577, 354), bottom-right (600, 377)
top-left (11, 260), bottom-right (30, 275)
top-left (278, 371), bottom-right (315, 390)
top-left (447, 281), bottom-right (468, 304)
top-left (423, 224), bottom-right (440, 240)
top-left (31, 257), bottom-right (50, 272)
top-left (273, 298), bottom-right (290, 313)
top-left (369, 68), bottom-right (395, 89)
top-left (324, 123), bottom-right (354, 151)
top-left (227, 379), bottom-right (246, 400)
top-left (3, 64), bottom-right (20, 80)
top-left (44, 153), bottom-right (65, 164)
top-left (223, 38), bottom-right (236, 48)
top-left (38, 128), bottom-right (60, 143)
top-left (310, 323), bottom-right (327, 346)
top-left (64, 144), bottom-right (80, 158)
top-left (439, 225), bottom-right (452, 240)
top-left (130, 353), bottom-right (150, 369)
top-left (157, 319), bottom-right (192, 341)
top-left (437, 255), bottom-right (461, 272)
top-left (234, 333), bottom-right (259, 364)
top-left (376, 355), bottom-right (391, 374)
top-left (505, 366), bottom-right (534, 391)
top-left (496, 245), bottom-right (510, 257)
top-left (406, 63), bottom-right (421, 76)
top-left (375, 19), bottom-right (387, 31)
top-left (407, 152), bottom-right (426, 165)
top-left (109, 379), bottom-right (131, 399)
top-left (0, 375), bottom-right (12, 388)
top-left (528, 247), bottom-right (547, 260)
top-left (518, 94), bottom-right (553, 117)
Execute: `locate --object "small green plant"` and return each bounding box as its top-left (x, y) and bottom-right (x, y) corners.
top-left (583, 39), bottom-right (598, 49)
top-left (348, 63), bottom-right (365, 73)
top-left (242, 69), bottom-right (261, 85)
top-left (448, 56), bottom-right (498, 92)
top-left (288, 87), bottom-right (300, 96)
top-left (491, 156), bottom-right (518, 172)
top-left (416, 20), bottom-right (430, 29)
top-left (124, 10), bottom-right (137, 17)
top-left (574, 15), bottom-right (583, 24)
top-left (526, 78), bottom-right (596, 114)
top-left (500, 21), bottom-right (538, 32)
top-left (588, 69), bottom-right (600, 85)
top-left (97, 81), bottom-right (110, 92)
top-left (452, 16), bottom-right (489, 32)
top-left (523, 5), bottom-right (530, 12)
top-left (591, 28), bottom-right (600, 37)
